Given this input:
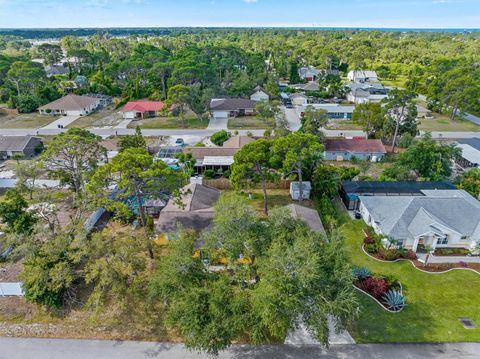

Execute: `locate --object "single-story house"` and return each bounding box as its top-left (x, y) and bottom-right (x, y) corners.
top-left (121, 101), bottom-right (164, 120)
top-left (359, 189), bottom-right (480, 252)
top-left (302, 104), bottom-right (355, 120)
top-left (290, 82), bottom-right (320, 92)
top-left (285, 204), bottom-right (325, 234)
top-left (299, 66), bottom-right (320, 82)
top-left (45, 64), bottom-right (68, 77)
top-left (185, 135), bottom-right (255, 173)
top-left (456, 138), bottom-right (480, 169)
top-left (0, 136), bottom-right (43, 160)
top-left (290, 93), bottom-right (308, 107)
top-left (39, 94), bottom-right (101, 116)
top-left (86, 93), bottom-right (113, 108)
top-left (347, 70), bottom-right (379, 83)
top-left (416, 104), bottom-right (432, 119)
top-left (156, 182), bottom-right (220, 234)
top-left (209, 98), bottom-right (257, 120)
top-left (324, 139), bottom-right (386, 162)
top-left (250, 86), bottom-right (270, 102)
top-left (340, 180), bottom-right (457, 210)
top-left (290, 181), bottom-right (311, 201)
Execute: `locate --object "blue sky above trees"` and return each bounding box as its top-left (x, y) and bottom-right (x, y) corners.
top-left (0, 0), bottom-right (479, 28)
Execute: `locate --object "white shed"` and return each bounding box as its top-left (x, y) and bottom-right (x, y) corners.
top-left (290, 181), bottom-right (312, 201)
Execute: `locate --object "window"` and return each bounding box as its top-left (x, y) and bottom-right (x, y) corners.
top-left (437, 236), bottom-right (448, 245)
top-left (397, 239), bottom-right (404, 248)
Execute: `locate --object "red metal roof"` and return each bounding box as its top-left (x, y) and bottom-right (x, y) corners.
top-left (122, 101), bottom-right (164, 113)
top-left (325, 139), bottom-right (386, 153)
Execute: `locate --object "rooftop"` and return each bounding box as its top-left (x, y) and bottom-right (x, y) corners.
top-left (210, 98), bottom-right (258, 111)
top-left (122, 101), bottom-right (164, 113)
top-left (39, 94), bottom-right (99, 111)
top-left (342, 181), bottom-right (456, 194)
top-left (0, 136), bottom-right (41, 152)
top-left (285, 204), bottom-right (325, 234)
top-left (325, 139), bottom-right (386, 154)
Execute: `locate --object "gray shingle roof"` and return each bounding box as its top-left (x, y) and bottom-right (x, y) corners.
top-left (458, 138), bottom-right (480, 152)
top-left (360, 191), bottom-right (480, 241)
top-left (39, 94), bottom-right (99, 111)
top-left (210, 98), bottom-right (257, 111)
top-left (0, 136), bottom-right (40, 152)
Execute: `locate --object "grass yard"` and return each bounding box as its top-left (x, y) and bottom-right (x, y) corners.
top-left (0, 113), bottom-right (57, 129)
top-left (418, 115), bottom-right (480, 132)
top-left (67, 108), bottom-right (122, 129)
top-left (325, 120), bottom-right (363, 131)
top-left (381, 76), bottom-right (408, 89)
top-left (342, 220), bottom-right (480, 343)
top-left (129, 116), bottom-right (208, 129)
top-left (228, 116), bottom-right (274, 130)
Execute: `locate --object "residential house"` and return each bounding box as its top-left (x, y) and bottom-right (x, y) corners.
top-left (346, 82), bottom-right (388, 104)
top-left (250, 86), bottom-right (270, 102)
top-left (302, 104), bottom-right (355, 120)
top-left (86, 93), bottom-right (113, 107)
top-left (184, 135), bottom-right (255, 173)
top-left (209, 98), bottom-right (257, 120)
top-left (0, 136), bottom-right (43, 160)
top-left (456, 138), bottom-right (480, 169)
top-left (285, 204), bottom-right (325, 234)
top-left (290, 93), bottom-right (308, 107)
top-left (156, 182), bottom-right (220, 234)
top-left (347, 70), bottom-right (379, 83)
top-left (359, 189), bottom-right (480, 253)
top-left (340, 180), bottom-right (457, 210)
top-left (290, 82), bottom-right (320, 92)
top-left (324, 139), bottom-right (386, 162)
top-left (121, 101), bottom-right (164, 120)
top-left (39, 94), bottom-right (101, 116)
top-left (45, 65), bottom-right (68, 77)
top-left (299, 66), bottom-right (320, 82)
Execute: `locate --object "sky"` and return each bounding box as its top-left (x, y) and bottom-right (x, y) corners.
top-left (0, 0), bottom-right (479, 29)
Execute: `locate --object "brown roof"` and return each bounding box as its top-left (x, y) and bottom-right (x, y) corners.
top-left (185, 136), bottom-right (255, 160)
top-left (222, 135), bottom-right (255, 148)
top-left (39, 94), bottom-right (99, 111)
top-left (325, 139), bottom-right (386, 154)
top-left (210, 98), bottom-right (257, 111)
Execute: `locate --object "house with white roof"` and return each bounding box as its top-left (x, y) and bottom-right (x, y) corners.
top-left (347, 70), bottom-right (379, 83)
top-left (250, 86), bottom-right (270, 102)
top-left (456, 138), bottom-right (480, 169)
top-left (359, 189), bottom-right (480, 253)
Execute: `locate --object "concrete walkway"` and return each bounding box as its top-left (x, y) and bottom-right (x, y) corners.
top-left (41, 115), bottom-right (80, 130)
top-left (0, 338), bottom-right (479, 359)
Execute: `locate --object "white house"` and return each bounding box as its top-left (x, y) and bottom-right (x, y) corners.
top-left (250, 86), bottom-right (270, 102)
top-left (359, 190), bottom-right (480, 253)
top-left (38, 94), bottom-right (101, 116)
top-left (299, 66), bottom-right (320, 82)
top-left (290, 93), bottom-right (308, 107)
top-left (347, 70), bottom-right (379, 83)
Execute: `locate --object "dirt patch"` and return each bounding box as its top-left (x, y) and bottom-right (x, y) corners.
top-left (0, 261), bottom-right (22, 282)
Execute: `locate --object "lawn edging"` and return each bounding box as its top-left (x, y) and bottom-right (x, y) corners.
top-left (361, 244), bottom-right (480, 276)
top-left (352, 285), bottom-right (404, 314)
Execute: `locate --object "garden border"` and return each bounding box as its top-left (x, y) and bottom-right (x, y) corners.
top-left (352, 285), bottom-right (404, 313)
top-left (361, 244), bottom-right (480, 276)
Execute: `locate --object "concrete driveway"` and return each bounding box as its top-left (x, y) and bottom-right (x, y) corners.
top-left (41, 115), bottom-right (80, 130)
top-left (207, 116), bottom-right (229, 130)
top-left (282, 106), bottom-right (302, 131)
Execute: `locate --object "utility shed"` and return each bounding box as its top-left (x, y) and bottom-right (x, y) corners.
top-left (290, 181), bottom-right (312, 201)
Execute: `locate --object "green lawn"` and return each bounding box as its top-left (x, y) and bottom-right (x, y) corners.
top-left (325, 120), bottom-right (363, 131)
top-left (342, 220), bottom-right (480, 343)
top-left (381, 76), bottom-right (408, 89)
top-left (228, 116), bottom-right (274, 130)
top-left (67, 108), bottom-right (121, 129)
top-left (0, 113), bottom-right (57, 128)
top-left (128, 117), bottom-right (208, 129)
top-left (418, 115), bottom-right (480, 132)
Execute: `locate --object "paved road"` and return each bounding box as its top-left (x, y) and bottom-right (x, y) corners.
top-left (0, 338), bottom-right (478, 359)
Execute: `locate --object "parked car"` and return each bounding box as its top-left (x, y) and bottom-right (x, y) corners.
top-left (174, 138), bottom-right (185, 147)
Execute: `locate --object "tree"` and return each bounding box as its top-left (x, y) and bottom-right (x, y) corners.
top-left (175, 152), bottom-right (196, 178)
top-left (168, 84), bottom-right (190, 127)
top-left (0, 189), bottom-right (37, 235)
top-left (210, 130), bottom-right (231, 146)
top-left (255, 100), bottom-right (280, 127)
top-left (230, 139), bottom-right (275, 214)
top-left (300, 106), bottom-right (328, 138)
top-left (37, 43), bottom-right (63, 66)
top-left (352, 102), bottom-right (385, 138)
top-left (42, 128), bottom-right (106, 195)
top-left (118, 126), bottom-right (146, 152)
top-left (458, 168), bottom-right (480, 199)
top-left (289, 61), bottom-right (301, 84)
top-left (272, 133), bottom-right (323, 202)
top-left (15, 159), bottom-right (43, 199)
top-left (383, 89), bottom-right (418, 153)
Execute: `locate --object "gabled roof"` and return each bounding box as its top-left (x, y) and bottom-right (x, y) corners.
top-left (252, 85), bottom-right (271, 97)
top-left (325, 139), bottom-right (386, 154)
top-left (222, 135), bottom-right (255, 148)
top-left (458, 138), bottom-right (480, 152)
top-left (39, 94), bottom-right (99, 111)
top-left (0, 136), bottom-right (41, 152)
top-left (185, 136), bottom-right (254, 161)
top-left (457, 144), bottom-right (480, 166)
top-left (360, 191), bottom-right (480, 241)
top-left (122, 101), bottom-right (164, 113)
top-left (210, 98), bottom-right (257, 111)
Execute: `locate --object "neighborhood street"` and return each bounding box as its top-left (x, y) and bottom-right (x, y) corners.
top-left (0, 338), bottom-right (478, 359)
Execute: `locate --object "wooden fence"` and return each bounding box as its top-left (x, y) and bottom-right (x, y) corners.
top-left (0, 107), bottom-right (18, 116)
top-left (203, 178), bottom-right (292, 190)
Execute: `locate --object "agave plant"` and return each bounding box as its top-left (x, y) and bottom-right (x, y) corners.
top-left (352, 267), bottom-right (372, 280)
top-left (383, 289), bottom-right (406, 311)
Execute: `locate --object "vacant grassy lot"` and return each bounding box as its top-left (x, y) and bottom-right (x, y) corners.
top-left (325, 120), bottom-right (363, 131)
top-left (228, 116), bottom-right (274, 130)
top-left (342, 220), bottom-right (480, 343)
top-left (418, 115), bottom-right (480, 132)
top-left (0, 113), bottom-right (56, 128)
top-left (67, 108), bottom-right (122, 129)
top-left (128, 116), bottom-right (208, 129)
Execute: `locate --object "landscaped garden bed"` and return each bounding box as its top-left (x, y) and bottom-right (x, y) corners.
top-left (363, 229), bottom-right (417, 261)
top-left (352, 267), bottom-right (406, 312)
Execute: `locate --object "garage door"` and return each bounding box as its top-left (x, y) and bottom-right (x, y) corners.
top-left (213, 111), bottom-right (229, 119)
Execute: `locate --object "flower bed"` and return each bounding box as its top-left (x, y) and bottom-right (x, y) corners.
top-left (433, 248), bottom-right (471, 257)
top-left (352, 267), bottom-right (406, 312)
top-left (363, 229), bottom-right (417, 261)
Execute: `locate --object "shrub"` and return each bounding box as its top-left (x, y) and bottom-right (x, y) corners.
top-left (352, 267), bottom-right (372, 280)
top-left (364, 236), bottom-right (375, 245)
top-left (380, 274), bottom-right (400, 289)
top-left (203, 169), bottom-right (215, 179)
top-left (365, 244), bottom-right (377, 253)
top-left (378, 247), bottom-right (401, 261)
top-left (359, 277), bottom-right (388, 298)
top-left (383, 289), bottom-right (406, 311)
top-left (211, 130), bottom-right (231, 146)
top-left (405, 250), bottom-right (417, 260)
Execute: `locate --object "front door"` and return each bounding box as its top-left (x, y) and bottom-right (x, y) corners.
top-left (416, 238), bottom-right (426, 253)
